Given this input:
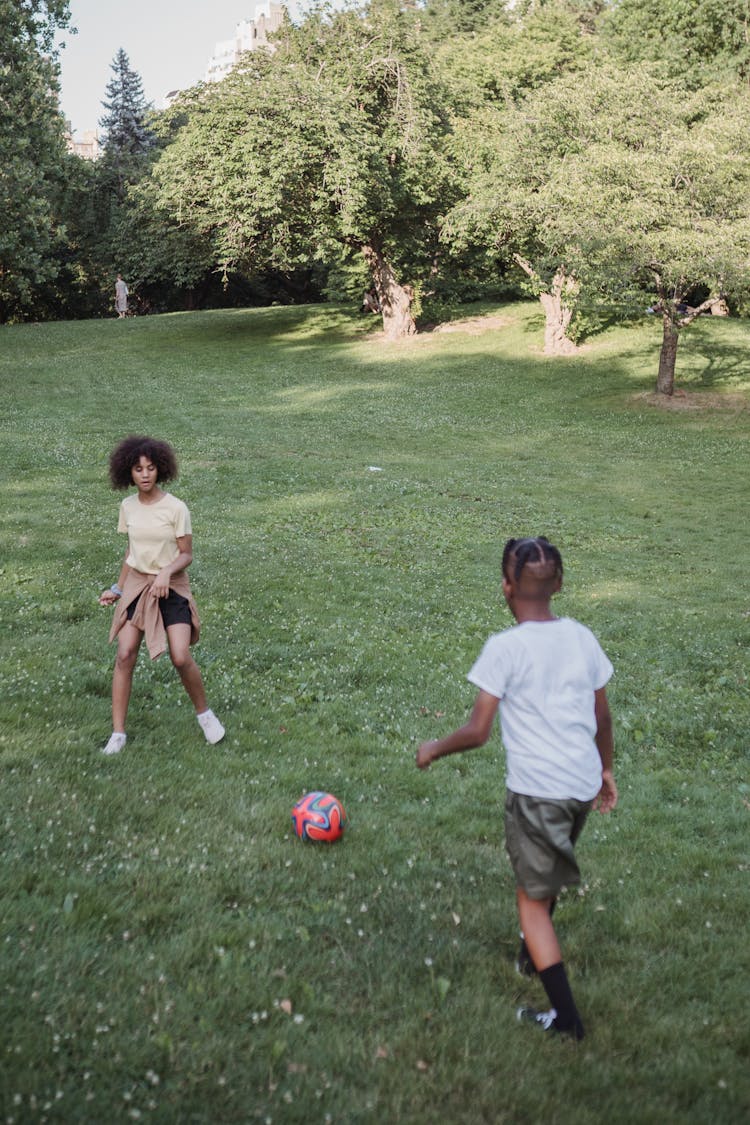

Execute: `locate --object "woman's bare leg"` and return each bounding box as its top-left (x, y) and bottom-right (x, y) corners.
top-left (166, 623), bottom-right (207, 713)
top-left (112, 622), bottom-right (143, 731)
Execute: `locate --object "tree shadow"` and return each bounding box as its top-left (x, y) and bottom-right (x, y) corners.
top-left (681, 323), bottom-right (750, 388)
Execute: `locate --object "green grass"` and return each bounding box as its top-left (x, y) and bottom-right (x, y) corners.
top-left (1, 301), bottom-right (749, 1123)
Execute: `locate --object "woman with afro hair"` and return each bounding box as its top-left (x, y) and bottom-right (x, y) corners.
top-left (98, 435), bottom-right (225, 754)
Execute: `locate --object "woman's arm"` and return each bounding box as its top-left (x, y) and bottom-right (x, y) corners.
top-left (150, 534), bottom-right (193, 599)
top-left (99, 552), bottom-right (131, 606)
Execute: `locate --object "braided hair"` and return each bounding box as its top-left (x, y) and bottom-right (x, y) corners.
top-left (502, 537), bottom-right (563, 584)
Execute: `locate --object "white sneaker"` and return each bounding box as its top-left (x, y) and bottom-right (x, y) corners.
top-left (102, 732), bottom-right (127, 755)
top-left (197, 709), bottom-right (225, 744)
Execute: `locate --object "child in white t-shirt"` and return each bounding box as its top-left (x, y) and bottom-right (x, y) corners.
top-left (417, 536), bottom-right (617, 1040)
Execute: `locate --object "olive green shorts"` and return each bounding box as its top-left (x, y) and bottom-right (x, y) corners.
top-left (504, 791), bottom-right (592, 900)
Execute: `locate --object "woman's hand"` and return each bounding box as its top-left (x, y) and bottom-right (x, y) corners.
top-left (98, 590), bottom-right (119, 606)
top-left (150, 569), bottom-right (171, 599)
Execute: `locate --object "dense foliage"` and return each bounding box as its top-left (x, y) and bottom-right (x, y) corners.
top-left (147, 1), bottom-right (459, 337)
top-left (5, 0), bottom-right (750, 389)
top-left (444, 63), bottom-right (750, 387)
top-left (0, 0), bottom-right (71, 320)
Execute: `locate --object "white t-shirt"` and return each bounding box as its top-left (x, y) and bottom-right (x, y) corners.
top-left (468, 617), bottom-right (613, 801)
top-left (118, 492), bottom-right (191, 574)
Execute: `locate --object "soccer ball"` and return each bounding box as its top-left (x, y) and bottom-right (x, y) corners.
top-left (291, 791), bottom-right (347, 843)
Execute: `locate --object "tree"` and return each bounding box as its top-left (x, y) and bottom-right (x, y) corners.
top-left (601, 0), bottom-right (750, 87)
top-left (567, 88), bottom-right (750, 393)
top-left (98, 48), bottom-right (156, 202)
top-left (0, 0), bottom-right (72, 321)
top-left (435, 0), bottom-right (597, 348)
top-left (106, 175), bottom-right (217, 312)
top-left (445, 65), bottom-right (750, 391)
top-left (420, 0), bottom-right (509, 38)
top-left (77, 49), bottom-right (160, 313)
top-left (434, 0), bottom-right (594, 114)
top-left (148, 1), bottom-right (458, 338)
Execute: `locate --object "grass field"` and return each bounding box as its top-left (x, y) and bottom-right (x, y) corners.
top-left (1, 301), bottom-right (748, 1123)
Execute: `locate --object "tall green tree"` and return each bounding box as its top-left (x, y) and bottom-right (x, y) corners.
top-left (84, 49), bottom-right (159, 310)
top-left (149, 0), bottom-right (458, 337)
top-left (98, 48), bottom-right (155, 203)
top-left (0, 0), bottom-right (71, 321)
top-left (445, 65), bottom-right (750, 392)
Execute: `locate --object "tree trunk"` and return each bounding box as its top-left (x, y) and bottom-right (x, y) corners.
top-left (657, 315), bottom-right (679, 395)
top-left (514, 256), bottom-right (578, 355)
top-left (540, 287), bottom-right (578, 355)
top-left (363, 243), bottom-right (417, 340)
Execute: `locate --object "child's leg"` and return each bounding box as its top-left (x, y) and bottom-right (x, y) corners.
top-left (517, 887), bottom-right (584, 1039)
top-left (517, 897), bottom-right (556, 974)
top-left (516, 889), bottom-right (561, 970)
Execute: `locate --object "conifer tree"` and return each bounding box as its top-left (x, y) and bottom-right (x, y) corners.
top-left (98, 48), bottom-right (155, 201)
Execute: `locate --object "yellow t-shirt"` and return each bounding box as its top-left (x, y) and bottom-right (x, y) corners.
top-left (118, 492), bottom-right (192, 574)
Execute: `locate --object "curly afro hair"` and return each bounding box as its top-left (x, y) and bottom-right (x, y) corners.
top-left (109, 435), bottom-right (178, 490)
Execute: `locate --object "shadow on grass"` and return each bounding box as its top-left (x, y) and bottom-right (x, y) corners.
top-left (680, 321), bottom-right (750, 387)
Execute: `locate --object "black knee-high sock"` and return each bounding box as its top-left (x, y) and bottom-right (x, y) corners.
top-left (539, 961), bottom-right (585, 1040)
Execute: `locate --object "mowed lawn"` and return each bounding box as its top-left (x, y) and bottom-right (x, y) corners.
top-left (1, 302), bottom-right (748, 1124)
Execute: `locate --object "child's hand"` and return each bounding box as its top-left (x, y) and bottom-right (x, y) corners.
top-left (594, 769), bottom-right (618, 813)
top-left (416, 741), bottom-right (437, 769)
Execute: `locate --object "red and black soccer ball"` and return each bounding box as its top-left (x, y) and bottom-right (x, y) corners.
top-left (291, 791), bottom-right (347, 843)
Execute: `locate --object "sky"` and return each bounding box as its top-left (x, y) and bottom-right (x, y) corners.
top-left (57, 0), bottom-right (304, 137)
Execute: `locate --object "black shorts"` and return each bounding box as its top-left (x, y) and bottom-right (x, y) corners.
top-left (126, 589), bottom-right (192, 628)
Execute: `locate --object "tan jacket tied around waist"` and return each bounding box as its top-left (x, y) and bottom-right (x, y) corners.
top-left (109, 569), bottom-right (201, 660)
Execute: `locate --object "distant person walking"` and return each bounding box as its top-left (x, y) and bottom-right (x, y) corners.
top-left (115, 273), bottom-right (129, 317)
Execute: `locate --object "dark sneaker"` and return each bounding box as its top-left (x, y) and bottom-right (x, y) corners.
top-left (515, 945), bottom-right (537, 978)
top-left (516, 1006), bottom-right (584, 1040)
top-left (517, 1006), bottom-right (557, 1031)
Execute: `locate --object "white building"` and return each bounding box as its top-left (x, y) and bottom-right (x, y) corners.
top-left (205, 3), bottom-right (286, 84)
top-left (65, 125), bottom-right (101, 161)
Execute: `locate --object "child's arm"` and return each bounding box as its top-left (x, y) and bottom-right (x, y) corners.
top-left (416, 690), bottom-right (500, 769)
top-left (593, 687), bottom-right (617, 813)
